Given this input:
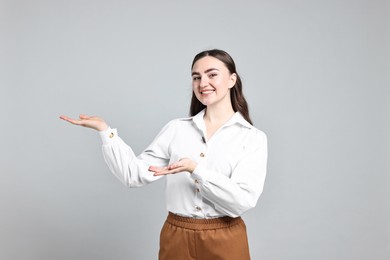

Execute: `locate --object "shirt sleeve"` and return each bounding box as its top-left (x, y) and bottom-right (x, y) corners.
top-left (99, 121), bottom-right (176, 187)
top-left (190, 130), bottom-right (268, 217)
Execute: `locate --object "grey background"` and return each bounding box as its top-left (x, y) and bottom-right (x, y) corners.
top-left (1, 0), bottom-right (389, 259)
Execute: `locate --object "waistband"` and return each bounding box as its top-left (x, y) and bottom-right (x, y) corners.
top-left (166, 212), bottom-right (243, 230)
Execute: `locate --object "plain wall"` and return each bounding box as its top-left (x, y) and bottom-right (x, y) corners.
top-left (1, 0), bottom-right (389, 259)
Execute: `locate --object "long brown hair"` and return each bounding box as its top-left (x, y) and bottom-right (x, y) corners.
top-left (190, 49), bottom-right (252, 125)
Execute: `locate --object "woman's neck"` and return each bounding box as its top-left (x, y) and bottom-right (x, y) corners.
top-left (204, 104), bottom-right (235, 126)
top-left (203, 104), bottom-right (235, 141)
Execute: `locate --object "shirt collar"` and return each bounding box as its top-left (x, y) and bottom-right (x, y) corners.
top-left (192, 109), bottom-right (253, 130)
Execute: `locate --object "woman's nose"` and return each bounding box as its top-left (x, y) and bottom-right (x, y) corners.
top-left (200, 76), bottom-right (209, 87)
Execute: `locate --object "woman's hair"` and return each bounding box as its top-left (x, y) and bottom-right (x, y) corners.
top-left (189, 49), bottom-right (253, 125)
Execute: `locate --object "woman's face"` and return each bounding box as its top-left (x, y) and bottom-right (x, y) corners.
top-left (191, 56), bottom-right (236, 108)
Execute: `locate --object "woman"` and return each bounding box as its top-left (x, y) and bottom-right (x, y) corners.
top-left (60, 49), bottom-right (267, 259)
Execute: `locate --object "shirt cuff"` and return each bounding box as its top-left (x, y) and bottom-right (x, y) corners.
top-left (99, 127), bottom-right (117, 145)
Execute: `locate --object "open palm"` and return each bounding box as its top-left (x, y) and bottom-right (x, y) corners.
top-left (59, 114), bottom-right (108, 131)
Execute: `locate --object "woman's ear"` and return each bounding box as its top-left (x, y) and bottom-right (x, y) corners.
top-left (228, 73), bottom-right (237, 89)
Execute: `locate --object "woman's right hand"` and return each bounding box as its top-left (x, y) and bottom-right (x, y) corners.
top-left (59, 114), bottom-right (109, 131)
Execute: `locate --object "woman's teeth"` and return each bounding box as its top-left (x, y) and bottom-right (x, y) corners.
top-left (201, 90), bottom-right (214, 94)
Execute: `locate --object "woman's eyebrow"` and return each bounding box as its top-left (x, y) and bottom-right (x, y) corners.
top-left (204, 68), bottom-right (219, 73)
top-left (191, 68), bottom-right (219, 76)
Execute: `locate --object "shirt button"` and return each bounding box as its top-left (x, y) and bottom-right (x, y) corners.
top-left (195, 206), bottom-right (201, 211)
top-left (196, 188), bottom-right (200, 192)
top-left (194, 179), bottom-right (198, 184)
top-left (109, 132), bottom-right (114, 138)
top-left (200, 153), bottom-right (205, 157)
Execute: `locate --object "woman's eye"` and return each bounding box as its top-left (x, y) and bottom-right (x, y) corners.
top-left (209, 73), bottom-right (217, 78)
top-left (193, 76), bottom-right (200, 81)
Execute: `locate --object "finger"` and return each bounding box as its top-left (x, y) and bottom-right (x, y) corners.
top-left (148, 166), bottom-right (158, 172)
top-left (168, 163), bottom-right (182, 170)
top-left (148, 166), bottom-right (168, 172)
top-left (153, 170), bottom-right (172, 176)
top-left (59, 115), bottom-right (76, 123)
top-left (59, 115), bottom-right (73, 120)
top-left (153, 166), bottom-right (186, 176)
top-left (59, 115), bottom-right (68, 120)
top-left (151, 164), bottom-right (180, 174)
top-left (59, 115), bottom-right (84, 126)
top-left (79, 114), bottom-right (91, 120)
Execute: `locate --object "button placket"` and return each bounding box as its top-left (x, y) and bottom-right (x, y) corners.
top-left (193, 132), bottom-right (207, 215)
top-left (194, 178), bottom-right (202, 202)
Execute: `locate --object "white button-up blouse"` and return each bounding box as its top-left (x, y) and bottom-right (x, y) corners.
top-left (99, 109), bottom-right (267, 218)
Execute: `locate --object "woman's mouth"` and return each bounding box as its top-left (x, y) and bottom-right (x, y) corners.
top-left (200, 89), bottom-right (215, 94)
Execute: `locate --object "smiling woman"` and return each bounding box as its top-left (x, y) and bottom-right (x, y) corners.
top-left (190, 49), bottom-right (253, 126)
top-left (191, 56), bottom-right (236, 114)
top-left (60, 49), bottom-right (268, 260)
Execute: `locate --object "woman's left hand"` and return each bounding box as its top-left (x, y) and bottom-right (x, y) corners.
top-left (149, 158), bottom-right (197, 176)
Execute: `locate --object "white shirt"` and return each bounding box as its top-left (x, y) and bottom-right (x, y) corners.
top-left (99, 109), bottom-right (267, 218)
